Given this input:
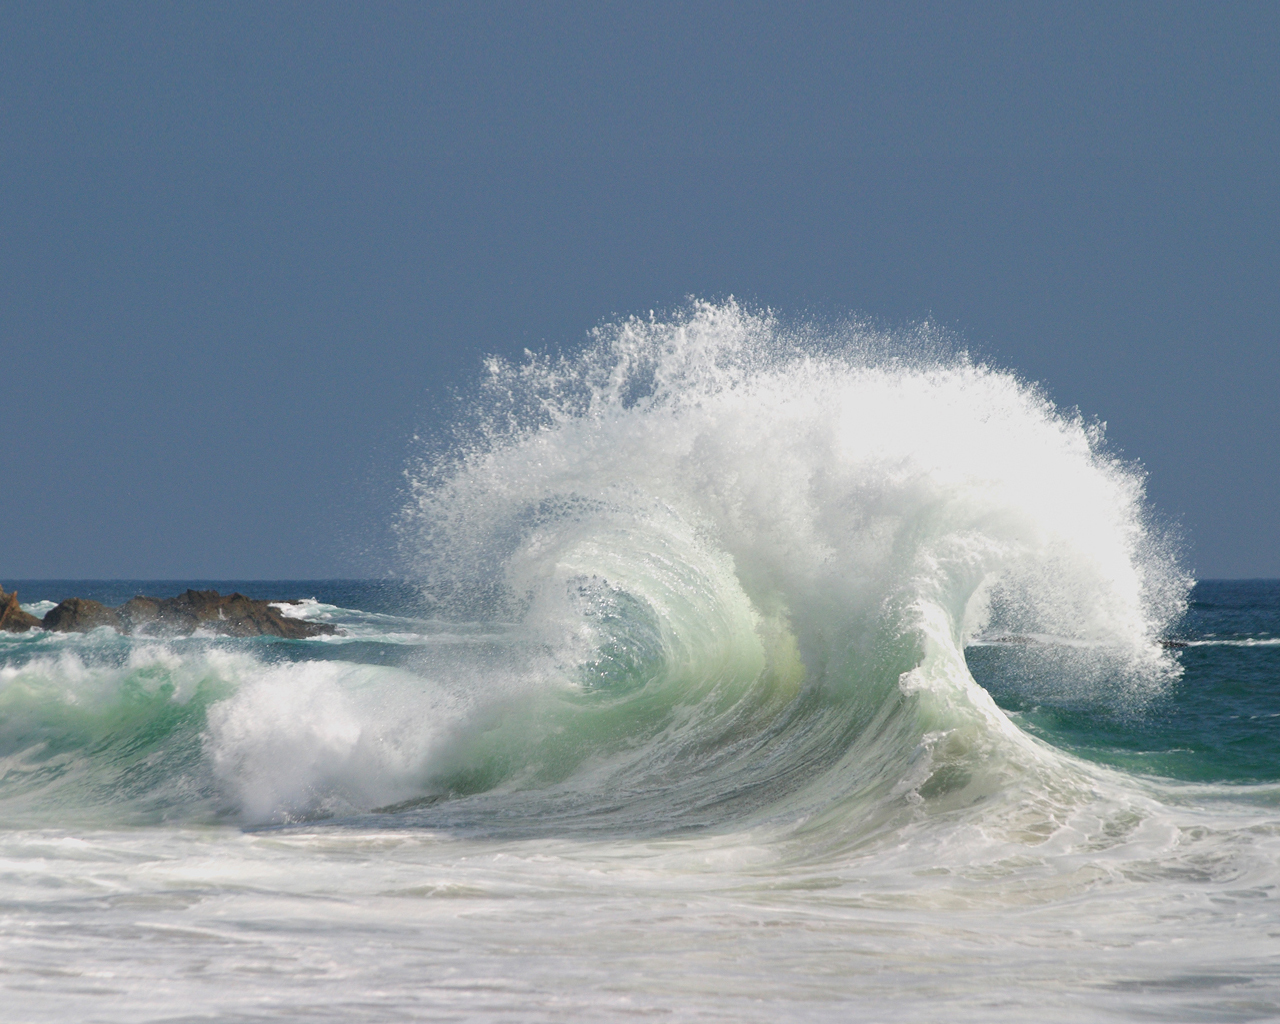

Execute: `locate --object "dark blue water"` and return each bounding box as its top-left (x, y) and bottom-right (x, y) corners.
top-left (969, 579), bottom-right (1280, 784)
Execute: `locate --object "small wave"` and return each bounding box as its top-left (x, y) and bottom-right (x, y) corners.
top-left (1180, 637), bottom-right (1280, 647)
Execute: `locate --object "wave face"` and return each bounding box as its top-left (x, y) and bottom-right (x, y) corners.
top-left (382, 300), bottom-right (1192, 836)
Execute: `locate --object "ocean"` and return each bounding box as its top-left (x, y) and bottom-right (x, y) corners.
top-left (3, 303), bottom-right (1278, 1021)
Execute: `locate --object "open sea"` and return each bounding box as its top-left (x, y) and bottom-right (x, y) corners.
top-left (3, 304), bottom-right (1278, 1022)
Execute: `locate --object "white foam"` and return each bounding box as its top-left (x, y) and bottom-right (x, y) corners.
top-left (19, 600), bottom-right (56, 617)
top-left (268, 597), bottom-right (323, 619)
top-left (403, 299), bottom-right (1188, 703)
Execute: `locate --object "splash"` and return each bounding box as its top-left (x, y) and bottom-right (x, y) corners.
top-left (404, 299), bottom-right (1186, 671)
top-left (380, 300), bottom-right (1191, 830)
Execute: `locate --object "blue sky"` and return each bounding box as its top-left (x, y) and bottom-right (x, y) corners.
top-left (1, 2), bottom-right (1276, 578)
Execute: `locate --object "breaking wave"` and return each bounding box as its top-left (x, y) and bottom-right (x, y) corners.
top-left (0, 301), bottom-right (1191, 836)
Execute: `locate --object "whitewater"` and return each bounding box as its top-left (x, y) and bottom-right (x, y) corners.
top-left (3, 301), bottom-right (1279, 1022)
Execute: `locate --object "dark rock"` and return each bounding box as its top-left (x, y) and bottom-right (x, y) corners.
top-left (42, 597), bottom-right (121, 633)
top-left (116, 596), bottom-right (161, 632)
top-left (0, 586), bottom-right (43, 632)
top-left (34, 589), bottom-right (335, 639)
top-left (118, 589), bottom-right (335, 639)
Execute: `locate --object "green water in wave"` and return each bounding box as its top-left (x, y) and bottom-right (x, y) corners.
top-left (2, 580), bottom-right (1277, 826)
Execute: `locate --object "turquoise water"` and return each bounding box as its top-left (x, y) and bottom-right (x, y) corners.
top-left (3, 578), bottom-right (1275, 825)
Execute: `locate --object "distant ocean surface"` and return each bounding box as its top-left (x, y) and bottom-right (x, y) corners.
top-left (4, 304), bottom-right (1278, 1022)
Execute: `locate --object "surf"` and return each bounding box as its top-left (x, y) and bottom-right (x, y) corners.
top-left (0, 301), bottom-right (1192, 836)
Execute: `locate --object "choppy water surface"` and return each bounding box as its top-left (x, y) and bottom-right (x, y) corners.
top-left (3, 304), bottom-right (1278, 1022)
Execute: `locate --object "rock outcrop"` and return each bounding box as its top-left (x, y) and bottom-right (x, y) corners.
top-left (42, 597), bottom-right (121, 632)
top-left (0, 586), bottom-right (43, 632)
top-left (35, 589), bottom-right (335, 639)
top-left (115, 589), bottom-right (332, 639)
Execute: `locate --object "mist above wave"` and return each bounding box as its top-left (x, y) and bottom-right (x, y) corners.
top-left (402, 298), bottom-right (1188, 676)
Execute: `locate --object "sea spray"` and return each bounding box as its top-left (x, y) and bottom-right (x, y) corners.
top-left (392, 301), bottom-right (1191, 821)
top-left (405, 299), bottom-right (1187, 654)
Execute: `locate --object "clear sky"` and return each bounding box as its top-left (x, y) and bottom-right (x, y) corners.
top-left (2, 2), bottom-right (1276, 579)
